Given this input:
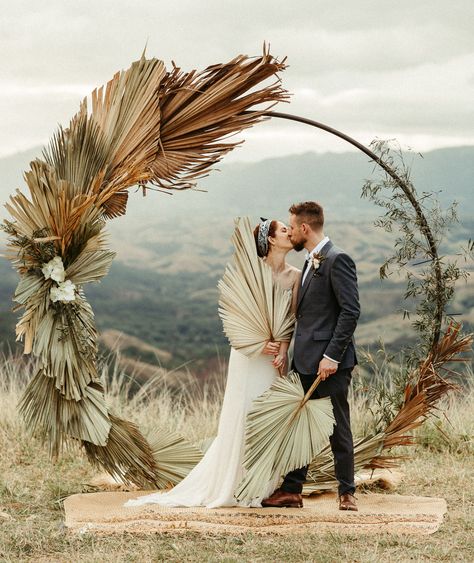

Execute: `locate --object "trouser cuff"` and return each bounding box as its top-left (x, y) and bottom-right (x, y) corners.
top-left (339, 485), bottom-right (356, 496)
top-left (280, 483), bottom-right (303, 494)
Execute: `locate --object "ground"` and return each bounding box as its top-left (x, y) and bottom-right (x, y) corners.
top-left (1, 440), bottom-right (473, 562)
top-left (1, 354), bottom-right (472, 562)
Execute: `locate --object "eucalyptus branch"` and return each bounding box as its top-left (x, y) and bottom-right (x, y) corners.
top-left (258, 111), bottom-right (446, 351)
top-left (361, 140), bottom-right (469, 360)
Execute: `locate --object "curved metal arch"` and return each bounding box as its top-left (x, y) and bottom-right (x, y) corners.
top-left (253, 110), bottom-right (443, 349)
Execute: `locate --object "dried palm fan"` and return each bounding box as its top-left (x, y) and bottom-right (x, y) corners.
top-left (236, 373), bottom-right (334, 503)
top-left (218, 216), bottom-right (295, 358)
top-left (148, 428), bottom-right (204, 489)
top-left (1, 47), bottom-right (288, 487)
top-left (303, 322), bottom-right (473, 494)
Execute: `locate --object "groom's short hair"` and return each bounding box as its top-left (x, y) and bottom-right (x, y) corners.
top-left (289, 201), bottom-right (324, 230)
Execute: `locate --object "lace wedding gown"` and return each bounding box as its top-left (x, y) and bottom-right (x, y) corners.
top-left (125, 346), bottom-right (282, 508)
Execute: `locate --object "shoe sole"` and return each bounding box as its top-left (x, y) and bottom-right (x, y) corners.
top-left (261, 503), bottom-right (303, 508)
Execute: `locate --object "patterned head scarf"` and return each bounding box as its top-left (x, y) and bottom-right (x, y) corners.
top-left (257, 217), bottom-right (271, 257)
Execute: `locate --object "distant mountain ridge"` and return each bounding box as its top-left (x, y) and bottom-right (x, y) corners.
top-left (1, 146), bottom-right (473, 228)
top-left (1, 144), bottom-right (472, 373)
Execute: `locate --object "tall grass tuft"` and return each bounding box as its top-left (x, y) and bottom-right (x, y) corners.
top-left (1, 347), bottom-right (472, 463)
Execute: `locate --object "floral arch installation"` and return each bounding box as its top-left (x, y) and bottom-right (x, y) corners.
top-left (2, 49), bottom-right (471, 490)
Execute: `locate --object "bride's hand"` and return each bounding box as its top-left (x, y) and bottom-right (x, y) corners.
top-left (272, 353), bottom-right (287, 373)
top-left (263, 341), bottom-right (281, 355)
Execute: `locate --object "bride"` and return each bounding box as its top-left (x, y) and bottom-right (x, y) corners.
top-left (125, 218), bottom-right (300, 508)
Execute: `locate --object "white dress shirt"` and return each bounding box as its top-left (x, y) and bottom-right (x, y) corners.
top-left (300, 236), bottom-right (339, 365)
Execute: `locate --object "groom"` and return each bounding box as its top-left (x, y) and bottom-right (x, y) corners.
top-left (262, 201), bottom-right (360, 511)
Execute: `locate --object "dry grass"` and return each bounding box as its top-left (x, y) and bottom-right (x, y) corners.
top-left (0, 350), bottom-right (473, 562)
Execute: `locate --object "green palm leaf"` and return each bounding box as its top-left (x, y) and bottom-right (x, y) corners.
top-left (235, 372), bottom-right (334, 503)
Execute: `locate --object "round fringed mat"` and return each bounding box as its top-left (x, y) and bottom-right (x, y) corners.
top-left (64, 491), bottom-right (447, 536)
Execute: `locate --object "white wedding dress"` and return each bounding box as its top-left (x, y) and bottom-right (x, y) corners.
top-left (125, 347), bottom-right (281, 508)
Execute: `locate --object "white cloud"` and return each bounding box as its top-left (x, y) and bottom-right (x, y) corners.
top-left (0, 0), bottom-right (473, 159)
top-left (0, 82), bottom-right (92, 99)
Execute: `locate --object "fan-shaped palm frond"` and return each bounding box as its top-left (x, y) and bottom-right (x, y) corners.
top-left (235, 372), bottom-right (334, 503)
top-left (2, 48), bottom-right (287, 487)
top-left (83, 414), bottom-right (159, 489)
top-left (218, 216), bottom-right (295, 358)
top-left (148, 428), bottom-right (204, 489)
top-left (151, 47), bottom-right (288, 190)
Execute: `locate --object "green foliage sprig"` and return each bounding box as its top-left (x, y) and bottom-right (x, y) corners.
top-left (1, 222), bottom-right (57, 273)
top-left (361, 139), bottom-right (471, 362)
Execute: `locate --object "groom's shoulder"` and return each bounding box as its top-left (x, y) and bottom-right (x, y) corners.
top-left (326, 241), bottom-right (348, 257)
top-left (326, 242), bottom-right (356, 265)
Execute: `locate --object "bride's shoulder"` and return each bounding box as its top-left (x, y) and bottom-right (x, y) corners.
top-left (287, 264), bottom-right (301, 275)
top-left (286, 265), bottom-right (301, 282)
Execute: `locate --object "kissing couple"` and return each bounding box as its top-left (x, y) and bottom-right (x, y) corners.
top-left (126, 201), bottom-right (360, 512)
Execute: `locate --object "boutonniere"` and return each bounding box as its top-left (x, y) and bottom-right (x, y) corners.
top-left (312, 252), bottom-right (326, 274)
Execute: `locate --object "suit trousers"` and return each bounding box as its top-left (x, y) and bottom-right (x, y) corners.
top-left (281, 368), bottom-right (355, 496)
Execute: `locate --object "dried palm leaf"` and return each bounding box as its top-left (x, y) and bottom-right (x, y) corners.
top-left (13, 283), bottom-right (51, 355)
top-left (148, 428), bottom-right (204, 489)
top-left (66, 247), bottom-right (115, 285)
top-left (43, 104), bottom-right (111, 196)
top-left (236, 372), bottom-right (334, 503)
top-left (18, 368), bottom-right (111, 457)
top-left (89, 57), bottom-right (167, 217)
top-left (83, 414), bottom-right (159, 489)
top-left (218, 216), bottom-right (295, 358)
top-left (13, 274), bottom-right (47, 306)
top-left (150, 46), bottom-right (288, 190)
top-left (2, 48), bottom-right (288, 489)
top-left (4, 161), bottom-right (105, 259)
top-left (303, 322), bottom-right (473, 493)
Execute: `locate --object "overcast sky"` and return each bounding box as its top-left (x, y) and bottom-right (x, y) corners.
top-left (1, 0), bottom-right (473, 161)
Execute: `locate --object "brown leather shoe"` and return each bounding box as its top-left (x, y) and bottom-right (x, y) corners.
top-left (339, 493), bottom-right (358, 511)
top-left (261, 489), bottom-right (303, 508)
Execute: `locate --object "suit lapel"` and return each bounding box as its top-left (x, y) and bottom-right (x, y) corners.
top-left (297, 262), bottom-right (313, 308)
top-left (297, 240), bottom-right (333, 311)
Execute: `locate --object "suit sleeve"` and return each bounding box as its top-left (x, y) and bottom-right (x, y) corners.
top-left (324, 252), bottom-right (360, 362)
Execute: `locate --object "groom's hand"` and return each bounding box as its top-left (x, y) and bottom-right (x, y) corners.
top-left (317, 357), bottom-right (338, 380)
top-left (263, 341), bottom-right (280, 355)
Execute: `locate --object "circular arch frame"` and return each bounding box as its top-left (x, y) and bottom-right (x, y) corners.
top-left (252, 109), bottom-right (444, 350)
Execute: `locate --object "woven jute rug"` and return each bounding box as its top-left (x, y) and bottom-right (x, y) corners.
top-left (63, 491), bottom-right (447, 536)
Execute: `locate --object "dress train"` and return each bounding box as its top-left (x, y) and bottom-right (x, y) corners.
top-left (125, 347), bottom-right (280, 508)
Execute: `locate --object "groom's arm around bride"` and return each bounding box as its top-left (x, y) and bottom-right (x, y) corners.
top-left (262, 201), bottom-right (361, 511)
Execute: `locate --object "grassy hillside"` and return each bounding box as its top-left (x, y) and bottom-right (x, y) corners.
top-left (1, 218), bottom-right (471, 373)
top-left (0, 351), bottom-right (473, 561)
top-left (1, 147), bottom-right (472, 373)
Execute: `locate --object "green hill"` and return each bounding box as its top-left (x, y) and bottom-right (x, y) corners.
top-left (1, 147), bottom-right (472, 371)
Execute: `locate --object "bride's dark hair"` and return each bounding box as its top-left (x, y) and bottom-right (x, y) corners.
top-left (253, 220), bottom-right (278, 258)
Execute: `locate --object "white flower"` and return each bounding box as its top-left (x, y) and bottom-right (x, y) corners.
top-left (41, 256), bottom-right (65, 283)
top-left (50, 280), bottom-right (76, 303)
top-left (42, 256), bottom-right (76, 303)
top-left (312, 256), bottom-right (321, 270)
